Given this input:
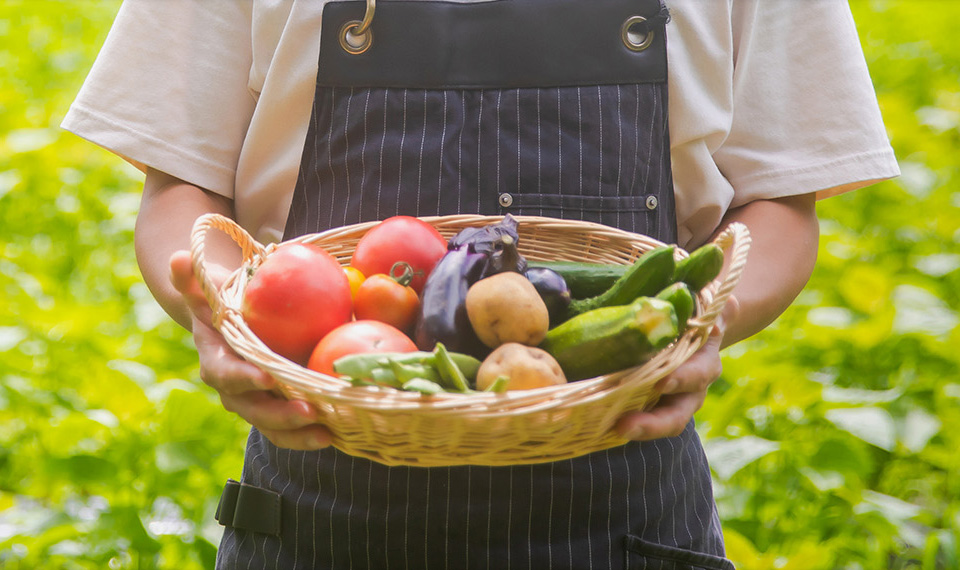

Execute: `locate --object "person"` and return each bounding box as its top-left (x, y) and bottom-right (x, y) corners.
top-left (63, 0), bottom-right (899, 568)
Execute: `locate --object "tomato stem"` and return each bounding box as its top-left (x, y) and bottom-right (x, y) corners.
top-left (389, 261), bottom-right (418, 287)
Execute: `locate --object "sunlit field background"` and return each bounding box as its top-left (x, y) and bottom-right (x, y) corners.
top-left (1, 2), bottom-right (958, 568)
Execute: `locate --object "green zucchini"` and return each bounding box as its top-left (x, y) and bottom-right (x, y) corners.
top-left (674, 243), bottom-right (724, 292)
top-left (656, 282), bottom-right (695, 331)
top-left (526, 260), bottom-right (628, 299)
top-left (539, 297), bottom-right (679, 381)
top-left (565, 246), bottom-right (676, 318)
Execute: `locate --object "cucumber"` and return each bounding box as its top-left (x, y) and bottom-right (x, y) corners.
top-left (656, 282), bottom-right (695, 331)
top-left (566, 246), bottom-right (676, 318)
top-left (674, 243), bottom-right (724, 292)
top-left (526, 261), bottom-right (627, 300)
top-left (539, 297), bottom-right (679, 381)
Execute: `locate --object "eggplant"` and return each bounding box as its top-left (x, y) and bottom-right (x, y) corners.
top-left (413, 244), bottom-right (489, 357)
top-left (415, 216), bottom-right (531, 358)
top-left (481, 233), bottom-right (527, 278)
top-left (448, 214), bottom-right (528, 277)
top-left (523, 267), bottom-right (572, 327)
top-left (448, 213), bottom-right (520, 252)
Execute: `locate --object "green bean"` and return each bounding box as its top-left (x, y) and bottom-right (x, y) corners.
top-left (401, 378), bottom-right (444, 395)
top-left (433, 342), bottom-right (470, 392)
top-left (389, 361), bottom-right (441, 384)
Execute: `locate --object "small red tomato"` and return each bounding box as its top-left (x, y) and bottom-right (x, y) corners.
top-left (354, 262), bottom-right (421, 333)
top-left (307, 320), bottom-right (417, 376)
top-left (350, 216), bottom-right (447, 294)
top-left (242, 243), bottom-right (352, 364)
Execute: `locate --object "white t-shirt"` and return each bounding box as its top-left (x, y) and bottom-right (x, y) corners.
top-left (62, 0), bottom-right (899, 247)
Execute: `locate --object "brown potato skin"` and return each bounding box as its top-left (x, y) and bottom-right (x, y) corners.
top-left (476, 343), bottom-right (567, 391)
top-left (465, 272), bottom-right (550, 348)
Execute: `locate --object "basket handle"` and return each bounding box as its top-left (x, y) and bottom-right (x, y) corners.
top-left (189, 213), bottom-right (266, 327)
top-left (688, 221), bottom-right (752, 331)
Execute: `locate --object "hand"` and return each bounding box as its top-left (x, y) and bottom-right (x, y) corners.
top-left (615, 295), bottom-right (740, 441)
top-left (169, 250), bottom-right (333, 450)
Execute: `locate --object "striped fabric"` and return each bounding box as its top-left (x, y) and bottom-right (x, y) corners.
top-left (283, 85), bottom-right (675, 240)
top-left (218, 426), bottom-right (728, 569)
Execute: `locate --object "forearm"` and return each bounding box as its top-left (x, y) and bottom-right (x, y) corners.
top-left (134, 168), bottom-right (242, 330)
top-left (712, 193), bottom-right (820, 348)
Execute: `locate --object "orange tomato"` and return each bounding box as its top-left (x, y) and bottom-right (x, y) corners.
top-left (354, 270), bottom-right (421, 333)
top-left (343, 266), bottom-right (366, 300)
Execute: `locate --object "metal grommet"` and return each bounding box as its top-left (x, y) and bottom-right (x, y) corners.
top-left (498, 193), bottom-right (514, 208)
top-left (340, 0), bottom-right (375, 55)
top-left (339, 20), bottom-right (372, 55)
top-left (621, 16), bottom-right (655, 52)
top-left (645, 195), bottom-right (659, 210)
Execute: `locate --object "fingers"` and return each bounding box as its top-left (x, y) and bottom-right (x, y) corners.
top-left (655, 325), bottom-right (723, 396)
top-left (190, 316), bottom-right (331, 450)
top-left (169, 250), bottom-right (216, 326)
top-left (616, 390), bottom-right (706, 440)
top-left (260, 425), bottom-right (334, 451)
top-left (617, 320), bottom-right (727, 441)
top-left (169, 252), bottom-right (331, 450)
top-left (192, 319), bottom-right (275, 392)
top-left (223, 391), bottom-right (332, 451)
top-left (220, 390), bottom-right (318, 431)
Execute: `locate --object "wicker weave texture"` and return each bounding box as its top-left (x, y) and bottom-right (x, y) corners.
top-left (191, 214), bottom-right (750, 466)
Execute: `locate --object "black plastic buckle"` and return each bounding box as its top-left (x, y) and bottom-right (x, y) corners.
top-left (215, 479), bottom-right (282, 536)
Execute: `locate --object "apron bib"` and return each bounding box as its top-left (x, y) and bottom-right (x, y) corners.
top-left (218, 1), bottom-right (732, 568)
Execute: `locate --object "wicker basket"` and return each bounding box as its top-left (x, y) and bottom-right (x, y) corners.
top-left (190, 214), bottom-right (750, 467)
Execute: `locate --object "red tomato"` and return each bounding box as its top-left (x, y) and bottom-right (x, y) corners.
top-left (307, 320), bottom-right (417, 376)
top-left (241, 243), bottom-right (352, 364)
top-left (350, 216), bottom-right (447, 294)
top-left (354, 265), bottom-right (421, 333)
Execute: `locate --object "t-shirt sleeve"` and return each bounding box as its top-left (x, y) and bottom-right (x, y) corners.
top-left (718, 0), bottom-right (900, 207)
top-left (61, 0), bottom-right (255, 198)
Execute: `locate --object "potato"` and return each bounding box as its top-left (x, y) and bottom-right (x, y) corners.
top-left (465, 272), bottom-right (550, 348)
top-left (476, 343), bottom-right (567, 391)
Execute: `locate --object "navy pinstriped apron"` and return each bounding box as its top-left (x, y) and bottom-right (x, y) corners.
top-left (216, 1), bottom-right (733, 568)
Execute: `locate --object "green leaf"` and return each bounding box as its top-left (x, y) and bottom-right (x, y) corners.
top-left (703, 436), bottom-right (779, 480)
top-left (892, 285), bottom-right (958, 338)
top-left (901, 408), bottom-right (942, 453)
top-left (825, 407), bottom-right (897, 451)
top-left (45, 454), bottom-right (115, 483)
top-left (809, 438), bottom-right (874, 478)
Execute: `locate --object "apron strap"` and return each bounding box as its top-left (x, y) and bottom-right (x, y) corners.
top-left (215, 479), bottom-right (282, 537)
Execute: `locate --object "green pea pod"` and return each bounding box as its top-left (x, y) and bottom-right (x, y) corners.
top-left (369, 367), bottom-right (401, 388)
top-left (334, 352), bottom-right (430, 378)
top-left (389, 360), bottom-right (441, 385)
top-left (484, 376), bottom-right (510, 393)
top-left (402, 378), bottom-right (445, 395)
top-left (433, 342), bottom-right (470, 392)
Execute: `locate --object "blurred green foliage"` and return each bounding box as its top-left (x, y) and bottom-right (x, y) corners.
top-left (0, 3), bottom-right (247, 569)
top-left (0, 1), bottom-right (957, 568)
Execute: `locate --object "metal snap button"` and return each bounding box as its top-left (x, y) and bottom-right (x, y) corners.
top-left (645, 195), bottom-right (659, 210)
top-left (498, 193), bottom-right (514, 207)
top-left (621, 16), bottom-right (655, 52)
